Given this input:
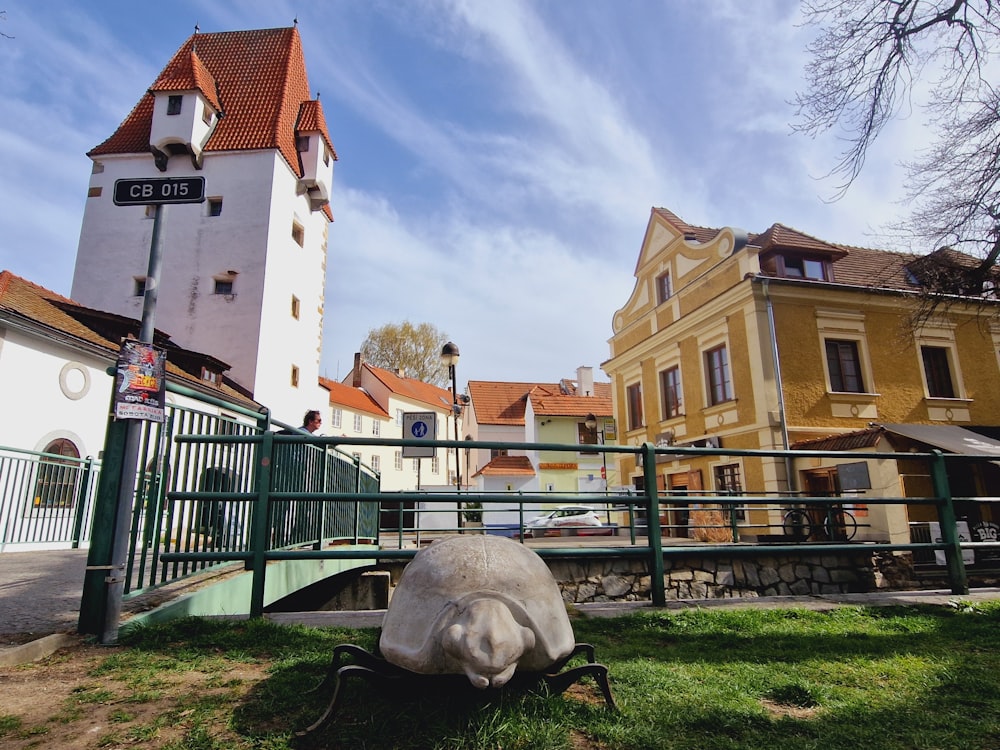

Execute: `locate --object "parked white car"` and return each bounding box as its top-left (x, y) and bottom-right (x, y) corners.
top-left (525, 505), bottom-right (603, 536)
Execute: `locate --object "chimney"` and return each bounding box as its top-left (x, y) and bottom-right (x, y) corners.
top-left (353, 352), bottom-right (363, 388)
top-left (577, 366), bottom-right (594, 397)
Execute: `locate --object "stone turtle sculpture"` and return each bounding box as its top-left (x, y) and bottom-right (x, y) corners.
top-left (301, 535), bottom-right (615, 736)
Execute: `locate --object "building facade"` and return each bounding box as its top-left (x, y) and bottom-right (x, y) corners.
top-left (464, 367), bottom-right (616, 524)
top-left (71, 27), bottom-right (334, 423)
top-left (602, 208), bottom-right (1000, 543)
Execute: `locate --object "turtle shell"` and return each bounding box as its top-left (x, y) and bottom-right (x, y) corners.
top-left (379, 534), bottom-right (576, 678)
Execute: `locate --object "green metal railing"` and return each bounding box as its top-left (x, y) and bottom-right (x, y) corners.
top-left (77, 383), bottom-right (381, 637)
top-left (0, 446), bottom-right (99, 549)
top-left (75, 394), bottom-right (1000, 635)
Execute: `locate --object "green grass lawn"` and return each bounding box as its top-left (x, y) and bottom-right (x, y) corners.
top-left (4, 601), bottom-right (1000, 749)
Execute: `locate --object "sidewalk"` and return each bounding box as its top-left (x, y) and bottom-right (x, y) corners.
top-left (4, 548), bottom-right (1000, 664)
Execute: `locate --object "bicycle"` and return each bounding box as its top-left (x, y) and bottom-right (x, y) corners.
top-left (782, 507), bottom-right (857, 542)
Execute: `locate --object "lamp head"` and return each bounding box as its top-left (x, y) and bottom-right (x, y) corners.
top-left (440, 341), bottom-right (460, 367)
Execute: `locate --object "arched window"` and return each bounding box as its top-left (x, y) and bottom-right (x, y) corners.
top-left (34, 439), bottom-right (81, 509)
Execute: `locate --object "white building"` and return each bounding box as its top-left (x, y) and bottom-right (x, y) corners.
top-left (71, 27), bottom-right (334, 423)
top-left (334, 354), bottom-right (458, 493)
top-left (0, 271), bottom-right (261, 548)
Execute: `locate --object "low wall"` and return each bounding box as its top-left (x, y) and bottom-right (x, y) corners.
top-left (547, 551), bottom-right (916, 603)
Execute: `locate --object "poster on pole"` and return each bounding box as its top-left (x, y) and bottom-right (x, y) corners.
top-left (402, 412), bottom-right (437, 458)
top-left (113, 340), bottom-right (167, 422)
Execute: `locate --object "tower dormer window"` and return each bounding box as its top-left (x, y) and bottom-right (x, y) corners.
top-left (202, 104), bottom-right (213, 124)
top-left (167, 95), bottom-right (183, 115)
top-left (296, 134), bottom-right (309, 152)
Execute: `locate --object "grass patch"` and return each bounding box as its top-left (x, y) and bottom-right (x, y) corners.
top-left (8, 603), bottom-right (1000, 749)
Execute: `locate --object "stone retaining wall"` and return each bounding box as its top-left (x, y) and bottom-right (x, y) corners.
top-left (547, 551), bottom-right (915, 603)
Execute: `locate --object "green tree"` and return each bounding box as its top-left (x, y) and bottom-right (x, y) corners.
top-left (360, 321), bottom-right (450, 386)
top-left (794, 0), bottom-right (1000, 296)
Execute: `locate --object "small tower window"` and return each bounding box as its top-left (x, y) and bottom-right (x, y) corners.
top-left (291, 295), bottom-right (300, 319)
top-left (292, 221), bottom-right (305, 247)
top-left (214, 279), bottom-right (234, 296)
top-left (208, 198), bottom-right (223, 217)
top-left (202, 104), bottom-right (213, 124)
top-left (167, 95), bottom-right (183, 115)
top-left (290, 364), bottom-right (300, 388)
top-left (296, 134), bottom-right (310, 152)
top-left (133, 278), bottom-right (147, 296)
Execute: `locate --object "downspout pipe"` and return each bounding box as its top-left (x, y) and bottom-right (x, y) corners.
top-left (761, 278), bottom-right (796, 495)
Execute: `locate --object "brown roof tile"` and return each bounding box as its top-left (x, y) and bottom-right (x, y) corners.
top-left (364, 364), bottom-right (455, 411)
top-left (319, 376), bottom-right (388, 419)
top-left (90, 27), bottom-right (336, 183)
top-left (469, 380), bottom-right (612, 425)
top-left (474, 455), bottom-right (536, 477)
top-left (149, 46), bottom-right (222, 112)
top-left (0, 270), bottom-right (257, 407)
top-left (790, 428), bottom-right (883, 451)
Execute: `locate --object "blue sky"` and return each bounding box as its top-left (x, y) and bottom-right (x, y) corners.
top-left (0, 1), bottom-right (925, 386)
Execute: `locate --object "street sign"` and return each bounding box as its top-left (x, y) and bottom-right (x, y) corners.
top-left (402, 411), bottom-right (437, 458)
top-left (113, 176), bottom-right (206, 206)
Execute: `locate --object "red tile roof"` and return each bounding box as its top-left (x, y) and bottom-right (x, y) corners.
top-left (474, 455), bottom-right (536, 477)
top-left (90, 27), bottom-right (337, 182)
top-left (319, 376), bottom-right (388, 418)
top-left (363, 363), bottom-right (455, 411)
top-left (656, 208), bottom-right (998, 296)
top-left (790, 428), bottom-right (884, 451)
top-left (752, 223), bottom-right (848, 258)
top-left (468, 380), bottom-right (613, 425)
top-left (149, 47), bottom-right (222, 111)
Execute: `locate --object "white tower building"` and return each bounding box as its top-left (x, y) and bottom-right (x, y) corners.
top-left (71, 27), bottom-right (336, 422)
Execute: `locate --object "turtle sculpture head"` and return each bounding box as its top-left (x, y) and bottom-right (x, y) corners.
top-left (379, 535), bottom-right (575, 689)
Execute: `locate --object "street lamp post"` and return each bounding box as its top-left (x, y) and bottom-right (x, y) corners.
top-left (440, 342), bottom-right (461, 494)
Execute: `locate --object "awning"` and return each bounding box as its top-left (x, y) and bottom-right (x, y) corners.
top-left (880, 423), bottom-right (1000, 458)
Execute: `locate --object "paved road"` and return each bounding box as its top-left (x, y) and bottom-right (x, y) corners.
top-left (0, 549), bottom-right (90, 640)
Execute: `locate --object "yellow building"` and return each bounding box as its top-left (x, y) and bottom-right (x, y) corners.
top-left (602, 208), bottom-right (1000, 544)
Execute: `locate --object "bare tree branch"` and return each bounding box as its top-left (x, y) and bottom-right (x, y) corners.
top-left (794, 0), bottom-right (1000, 296)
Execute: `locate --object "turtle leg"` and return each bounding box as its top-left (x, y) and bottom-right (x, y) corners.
top-left (307, 643), bottom-right (381, 694)
top-left (297, 664), bottom-right (381, 737)
top-left (545, 642), bottom-right (597, 675)
top-left (541, 663), bottom-right (617, 711)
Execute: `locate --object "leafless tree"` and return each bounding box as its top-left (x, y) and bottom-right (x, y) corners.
top-left (360, 321), bottom-right (451, 387)
top-left (794, 0), bottom-right (1000, 297)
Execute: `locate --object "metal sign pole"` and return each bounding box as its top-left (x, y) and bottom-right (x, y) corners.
top-left (101, 204), bottom-right (167, 644)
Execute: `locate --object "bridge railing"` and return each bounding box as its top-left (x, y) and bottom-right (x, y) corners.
top-left (79, 420), bottom-right (1000, 633)
top-left (148, 435), bottom-right (1000, 616)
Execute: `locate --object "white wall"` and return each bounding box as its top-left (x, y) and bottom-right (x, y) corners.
top-left (72, 149), bottom-right (329, 425)
top-left (0, 328), bottom-right (111, 458)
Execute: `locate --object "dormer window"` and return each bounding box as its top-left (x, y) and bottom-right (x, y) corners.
top-left (202, 104), bottom-right (213, 125)
top-left (296, 134), bottom-right (309, 152)
top-left (201, 367), bottom-right (219, 384)
top-left (762, 252), bottom-right (832, 281)
top-left (167, 95), bottom-right (183, 115)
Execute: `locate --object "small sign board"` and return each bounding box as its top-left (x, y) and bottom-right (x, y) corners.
top-left (113, 340), bottom-right (167, 422)
top-left (837, 461), bottom-right (872, 490)
top-left (113, 176), bottom-right (206, 206)
top-left (402, 412), bottom-right (437, 458)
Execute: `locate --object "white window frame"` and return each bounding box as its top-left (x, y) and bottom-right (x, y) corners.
top-left (331, 409), bottom-right (342, 429)
top-left (353, 413), bottom-right (363, 433)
